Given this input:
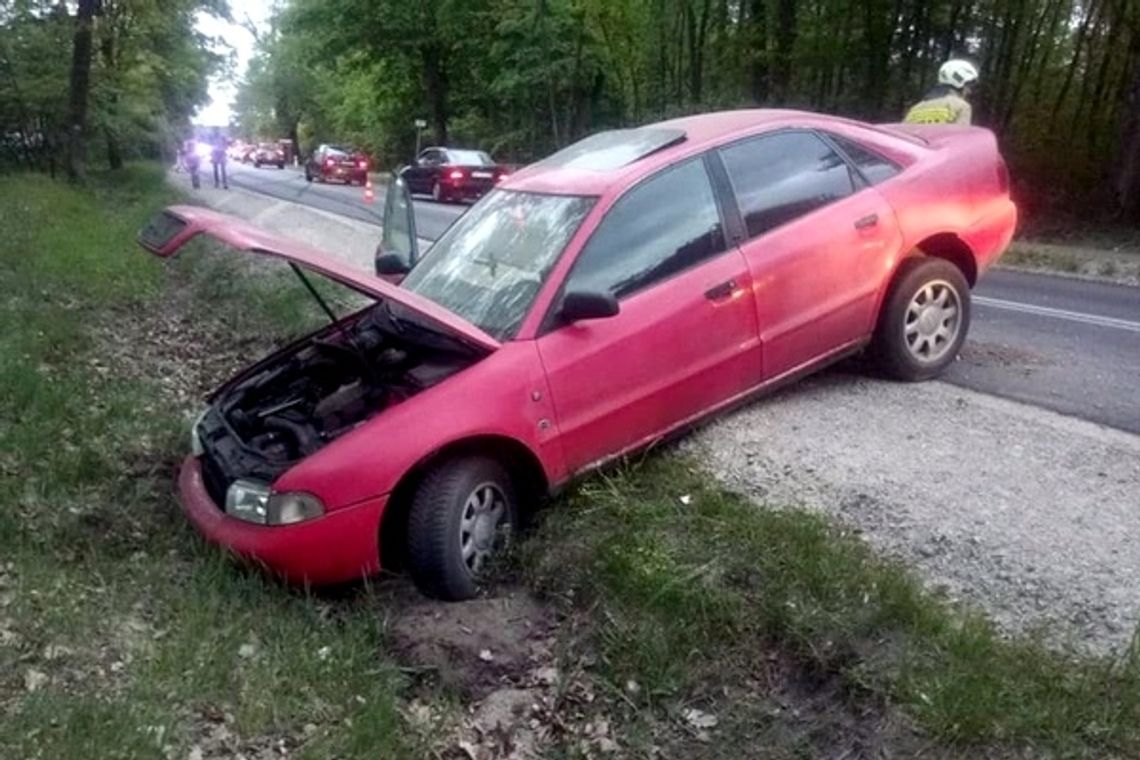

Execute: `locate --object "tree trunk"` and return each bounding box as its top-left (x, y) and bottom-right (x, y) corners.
top-left (106, 128), bottom-right (123, 170)
top-left (748, 0), bottom-right (769, 103)
top-left (65, 0), bottom-right (98, 182)
top-left (1051, 0), bottom-right (1100, 121)
top-left (1116, 30), bottom-right (1140, 219)
top-left (421, 44), bottom-right (449, 145)
top-left (773, 0), bottom-right (797, 102)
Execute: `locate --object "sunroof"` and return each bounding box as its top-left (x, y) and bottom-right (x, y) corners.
top-left (537, 127), bottom-right (686, 171)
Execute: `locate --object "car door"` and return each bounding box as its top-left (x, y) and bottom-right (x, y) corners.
top-left (718, 130), bottom-right (902, 380)
top-left (406, 149), bottom-right (439, 193)
top-left (377, 174), bottom-right (420, 282)
top-left (536, 156), bottom-right (761, 475)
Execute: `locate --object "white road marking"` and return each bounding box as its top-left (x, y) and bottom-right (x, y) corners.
top-left (974, 296), bottom-right (1140, 334)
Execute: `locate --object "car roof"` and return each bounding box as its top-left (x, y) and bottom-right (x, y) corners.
top-left (502, 109), bottom-right (915, 197)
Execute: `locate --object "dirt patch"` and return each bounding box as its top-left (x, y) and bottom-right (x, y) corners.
top-left (958, 339), bottom-right (1049, 373)
top-left (387, 589), bottom-right (556, 700)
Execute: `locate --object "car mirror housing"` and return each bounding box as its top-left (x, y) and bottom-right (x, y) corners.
top-left (558, 290), bottom-right (620, 323)
top-left (374, 251), bottom-right (410, 281)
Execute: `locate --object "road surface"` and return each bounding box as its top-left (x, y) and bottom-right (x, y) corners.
top-left (225, 162), bottom-right (1140, 435)
top-left (227, 162), bottom-right (464, 240)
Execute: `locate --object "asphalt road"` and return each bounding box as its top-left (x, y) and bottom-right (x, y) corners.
top-left (226, 162), bottom-right (1140, 435)
top-left (226, 162), bottom-right (464, 240)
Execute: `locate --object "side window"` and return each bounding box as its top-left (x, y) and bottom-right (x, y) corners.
top-left (720, 131), bottom-right (855, 239)
top-left (565, 158), bottom-right (726, 300)
top-left (828, 133), bottom-right (901, 185)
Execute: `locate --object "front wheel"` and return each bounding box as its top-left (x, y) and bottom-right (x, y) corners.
top-left (872, 257), bottom-right (971, 382)
top-left (304, 168), bottom-right (312, 182)
top-left (407, 457), bottom-right (517, 600)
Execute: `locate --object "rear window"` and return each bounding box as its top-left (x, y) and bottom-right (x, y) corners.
top-left (827, 133), bottom-right (901, 185)
top-left (447, 150), bottom-right (494, 166)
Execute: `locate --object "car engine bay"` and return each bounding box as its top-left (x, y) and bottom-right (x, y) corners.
top-left (194, 304), bottom-right (484, 504)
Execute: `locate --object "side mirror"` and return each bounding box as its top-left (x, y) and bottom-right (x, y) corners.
top-left (558, 290), bottom-right (619, 323)
top-left (374, 250), bottom-right (410, 283)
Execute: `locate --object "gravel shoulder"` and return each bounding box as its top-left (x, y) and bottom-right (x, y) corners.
top-left (183, 177), bottom-right (1140, 657)
top-left (685, 369), bottom-right (1140, 656)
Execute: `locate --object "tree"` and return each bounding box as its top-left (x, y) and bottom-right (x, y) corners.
top-left (65, 0), bottom-right (97, 180)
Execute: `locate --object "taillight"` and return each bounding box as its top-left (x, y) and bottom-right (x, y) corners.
top-left (495, 171), bottom-right (509, 183)
top-left (449, 169), bottom-right (464, 180)
top-left (325, 158), bottom-right (335, 168)
top-left (358, 160), bottom-right (368, 169)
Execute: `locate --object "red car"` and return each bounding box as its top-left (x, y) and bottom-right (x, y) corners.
top-left (253, 143), bottom-right (286, 169)
top-left (138, 109), bottom-right (1016, 601)
top-left (305, 144), bottom-right (369, 185)
top-left (400, 147), bottom-right (512, 203)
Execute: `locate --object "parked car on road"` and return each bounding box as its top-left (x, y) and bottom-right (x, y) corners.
top-left (400, 147), bottom-right (511, 203)
top-left (253, 143), bottom-right (286, 169)
top-left (304, 145), bottom-right (368, 185)
top-left (138, 109), bottom-right (1016, 601)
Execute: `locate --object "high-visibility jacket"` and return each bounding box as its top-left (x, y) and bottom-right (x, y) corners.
top-left (904, 91), bottom-right (973, 125)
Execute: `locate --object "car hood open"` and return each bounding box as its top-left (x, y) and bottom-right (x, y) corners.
top-left (137, 205), bottom-right (501, 353)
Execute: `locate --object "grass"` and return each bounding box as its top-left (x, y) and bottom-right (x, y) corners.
top-left (525, 456), bottom-right (1140, 757)
top-left (0, 166), bottom-right (429, 759)
top-left (1002, 243), bottom-right (1083, 273)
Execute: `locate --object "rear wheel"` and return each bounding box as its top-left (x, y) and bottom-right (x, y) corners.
top-left (872, 257), bottom-right (971, 381)
top-left (431, 180), bottom-right (445, 203)
top-left (304, 167), bottom-right (312, 182)
top-left (407, 457), bottom-right (517, 600)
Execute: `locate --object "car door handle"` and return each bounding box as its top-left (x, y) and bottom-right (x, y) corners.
top-left (854, 214), bottom-right (879, 230)
top-left (704, 279), bottom-right (738, 301)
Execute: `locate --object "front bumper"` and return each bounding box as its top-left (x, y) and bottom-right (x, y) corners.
top-left (178, 456), bottom-right (386, 585)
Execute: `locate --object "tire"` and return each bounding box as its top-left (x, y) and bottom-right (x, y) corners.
top-left (278, 163), bottom-right (285, 170)
top-left (872, 257), bottom-right (971, 382)
top-left (254, 161), bottom-right (261, 169)
top-left (431, 180), bottom-right (444, 203)
top-left (407, 457), bottom-right (517, 601)
top-left (304, 168), bottom-right (312, 182)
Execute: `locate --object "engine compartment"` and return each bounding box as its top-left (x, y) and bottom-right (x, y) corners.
top-left (195, 303), bottom-right (484, 502)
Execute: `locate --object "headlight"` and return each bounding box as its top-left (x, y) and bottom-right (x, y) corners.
top-left (225, 479), bottom-right (270, 524)
top-left (267, 492), bottom-right (325, 525)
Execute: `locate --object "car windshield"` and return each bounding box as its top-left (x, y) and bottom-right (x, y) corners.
top-left (400, 190), bottom-right (595, 340)
top-left (448, 150), bottom-right (494, 166)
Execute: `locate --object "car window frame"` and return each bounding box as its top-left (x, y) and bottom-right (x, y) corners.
top-left (817, 130), bottom-right (903, 188)
top-left (538, 151), bottom-right (734, 336)
top-left (716, 127), bottom-right (868, 244)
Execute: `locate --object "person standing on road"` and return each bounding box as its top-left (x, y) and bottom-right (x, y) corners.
top-left (904, 59), bottom-right (980, 126)
top-left (210, 129), bottom-right (229, 189)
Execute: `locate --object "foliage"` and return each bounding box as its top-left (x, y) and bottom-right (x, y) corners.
top-left (0, 0), bottom-right (224, 174)
top-left (235, 0), bottom-right (1140, 222)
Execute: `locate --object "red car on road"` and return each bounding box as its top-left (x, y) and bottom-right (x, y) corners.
top-left (139, 109), bottom-right (1016, 600)
top-left (400, 147), bottom-right (511, 203)
top-left (305, 144), bottom-right (369, 185)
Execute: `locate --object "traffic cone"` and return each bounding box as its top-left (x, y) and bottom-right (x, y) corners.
top-left (364, 177), bottom-right (374, 204)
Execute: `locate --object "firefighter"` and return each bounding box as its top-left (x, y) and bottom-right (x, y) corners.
top-left (904, 59), bottom-right (980, 126)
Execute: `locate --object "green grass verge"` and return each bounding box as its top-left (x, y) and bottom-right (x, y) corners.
top-left (526, 456), bottom-right (1140, 757)
top-left (0, 166), bottom-right (427, 759)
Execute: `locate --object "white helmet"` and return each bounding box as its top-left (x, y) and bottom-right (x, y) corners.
top-left (938, 59), bottom-right (979, 90)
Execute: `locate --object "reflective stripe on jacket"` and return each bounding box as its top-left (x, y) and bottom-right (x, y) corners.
top-left (903, 93), bottom-right (973, 125)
